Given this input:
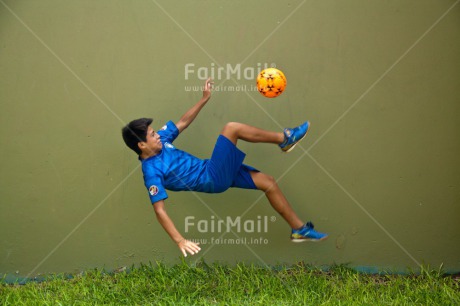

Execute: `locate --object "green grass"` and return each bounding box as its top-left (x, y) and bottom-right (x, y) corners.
top-left (1, 262), bottom-right (459, 305)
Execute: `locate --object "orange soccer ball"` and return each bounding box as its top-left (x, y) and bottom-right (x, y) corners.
top-left (256, 68), bottom-right (287, 98)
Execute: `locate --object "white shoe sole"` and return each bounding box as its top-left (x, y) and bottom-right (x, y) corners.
top-left (291, 236), bottom-right (329, 243)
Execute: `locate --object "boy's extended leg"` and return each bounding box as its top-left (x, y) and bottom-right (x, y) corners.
top-left (250, 171), bottom-right (328, 242)
top-left (220, 122), bottom-right (284, 145)
top-left (220, 121), bottom-right (310, 153)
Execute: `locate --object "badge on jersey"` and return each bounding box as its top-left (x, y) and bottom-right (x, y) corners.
top-left (149, 185), bottom-right (159, 196)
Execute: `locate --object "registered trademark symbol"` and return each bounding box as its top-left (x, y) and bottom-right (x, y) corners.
top-left (270, 216), bottom-right (276, 222)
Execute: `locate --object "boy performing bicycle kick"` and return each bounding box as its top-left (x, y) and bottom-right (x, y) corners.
top-left (122, 78), bottom-right (328, 257)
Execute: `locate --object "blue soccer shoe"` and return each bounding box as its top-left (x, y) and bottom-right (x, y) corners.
top-left (291, 222), bottom-right (328, 242)
top-left (279, 121), bottom-right (310, 153)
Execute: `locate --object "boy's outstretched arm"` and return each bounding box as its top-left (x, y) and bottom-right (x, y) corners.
top-left (152, 200), bottom-right (201, 257)
top-left (175, 78), bottom-right (213, 133)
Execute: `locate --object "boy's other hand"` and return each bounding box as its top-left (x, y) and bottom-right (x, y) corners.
top-left (178, 239), bottom-right (201, 257)
top-left (202, 78), bottom-right (213, 101)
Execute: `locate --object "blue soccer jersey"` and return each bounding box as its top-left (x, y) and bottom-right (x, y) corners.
top-left (141, 121), bottom-right (215, 203)
top-left (141, 121), bottom-right (259, 204)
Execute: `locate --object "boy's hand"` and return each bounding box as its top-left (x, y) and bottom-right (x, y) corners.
top-left (202, 78), bottom-right (213, 101)
top-left (177, 238), bottom-right (201, 257)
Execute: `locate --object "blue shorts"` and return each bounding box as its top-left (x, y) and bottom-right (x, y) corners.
top-left (206, 135), bottom-right (259, 193)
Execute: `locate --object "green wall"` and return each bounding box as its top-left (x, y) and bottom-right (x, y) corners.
top-left (1, 0), bottom-right (459, 279)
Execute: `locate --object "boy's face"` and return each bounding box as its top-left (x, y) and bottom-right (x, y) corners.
top-left (139, 126), bottom-right (162, 156)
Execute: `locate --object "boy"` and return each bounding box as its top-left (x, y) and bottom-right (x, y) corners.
top-left (122, 78), bottom-right (328, 257)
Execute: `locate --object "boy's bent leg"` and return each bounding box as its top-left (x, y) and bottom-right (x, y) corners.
top-left (250, 171), bottom-right (328, 242)
top-left (250, 171), bottom-right (304, 229)
top-left (221, 122), bottom-right (284, 145)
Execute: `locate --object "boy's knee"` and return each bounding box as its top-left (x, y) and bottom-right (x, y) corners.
top-left (221, 122), bottom-right (242, 143)
top-left (256, 173), bottom-right (278, 191)
top-left (222, 122), bottom-right (241, 133)
top-left (264, 174), bottom-right (277, 186)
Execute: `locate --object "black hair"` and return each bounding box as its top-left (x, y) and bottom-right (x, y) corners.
top-left (121, 118), bottom-right (153, 155)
